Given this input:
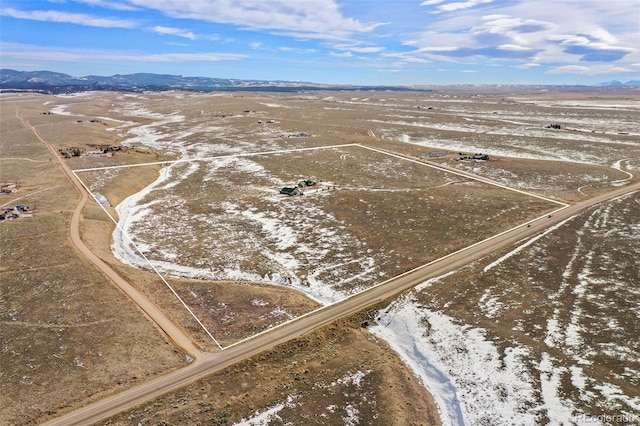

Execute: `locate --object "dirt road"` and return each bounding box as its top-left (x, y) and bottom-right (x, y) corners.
top-left (43, 172), bottom-right (640, 425)
top-left (18, 111), bottom-right (203, 358)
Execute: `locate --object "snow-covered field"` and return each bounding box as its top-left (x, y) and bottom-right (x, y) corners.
top-left (373, 192), bottom-right (639, 425)
top-left (110, 149), bottom-right (374, 305)
top-left (73, 90), bottom-right (639, 425)
top-left (74, 95), bottom-right (559, 313)
top-left (362, 92), bottom-right (640, 167)
top-left (102, 142), bottom-right (554, 309)
top-left (371, 294), bottom-right (539, 426)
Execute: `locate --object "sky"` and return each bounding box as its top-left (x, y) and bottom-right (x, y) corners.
top-left (1, 0), bottom-right (639, 85)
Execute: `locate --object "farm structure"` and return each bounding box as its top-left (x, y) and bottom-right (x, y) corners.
top-left (458, 153), bottom-right (489, 161)
top-left (1, 205), bottom-right (30, 221)
top-left (1, 183), bottom-right (18, 193)
top-left (279, 187), bottom-right (301, 196)
top-left (279, 179), bottom-right (317, 196)
top-left (298, 179), bottom-right (316, 188)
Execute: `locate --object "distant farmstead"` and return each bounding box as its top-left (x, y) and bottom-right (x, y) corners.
top-left (279, 178), bottom-right (317, 196)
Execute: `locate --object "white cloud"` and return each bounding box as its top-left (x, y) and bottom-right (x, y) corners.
top-left (333, 43), bottom-right (385, 54)
top-left (550, 35), bottom-right (591, 46)
top-left (152, 26), bottom-right (196, 40)
top-left (516, 62), bottom-right (540, 69)
top-left (423, 0), bottom-right (494, 13)
top-left (587, 27), bottom-right (618, 44)
top-left (381, 51), bottom-right (430, 64)
top-left (125, 0), bottom-right (379, 40)
top-left (404, 0), bottom-right (639, 68)
top-left (130, 52), bottom-right (245, 62)
top-left (0, 42), bottom-right (246, 64)
top-left (74, 0), bottom-right (139, 11)
top-left (474, 15), bottom-right (555, 39)
top-left (547, 64), bottom-right (636, 75)
top-left (278, 46), bottom-right (318, 54)
top-left (498, 44), bottom-right (532, 51)
top-left (350, 46), bottom-right (385, 53)
top-left (330, 51), bottom-right (353, 58)
top-left (0, 7), bottom-right (137, 28)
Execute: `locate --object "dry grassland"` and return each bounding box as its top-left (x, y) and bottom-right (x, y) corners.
top-left (108, 310), bottom-right (442, 426)
top-left (77, 144), bottom-right (557, 348)
top-left (0, 92), bottom-right (441, 424)
top-left (0, 96), bottom-right (185, 425)
top-left (1, 87), bottom-right (637, 425)
top-left (447, 157), bottom-right (626, 202)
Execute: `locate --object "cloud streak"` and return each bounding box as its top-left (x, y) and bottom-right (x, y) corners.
top-left (151, 26), bottom-right (196, 40)
top-left (0, 7), bottom-right (136, 28)
top-left (421, 0), bottom-right (494, 13)
top-left (547, 64), bottom-right (636, 75)
top-left (127, 0), bottom-right (379, 40)
top-left (0, 42), bottom-right (245, 63)
top-left (73, 0), bottom-right (139, 12)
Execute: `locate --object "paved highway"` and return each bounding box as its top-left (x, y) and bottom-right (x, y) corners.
top-left (43, 176), bottom-right (640, 425)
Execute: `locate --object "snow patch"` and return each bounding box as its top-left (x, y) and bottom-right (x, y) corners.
top-left (371, 293), bottom-right (539, 426)
top-left (233, 395), bottom-right (298, 425)
top-left (539, 353), bottom-right (575, 424)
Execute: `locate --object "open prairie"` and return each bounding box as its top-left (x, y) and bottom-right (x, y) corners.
top-left (0, 94), bottom-right (186, 424)
top-left (1, 86), bottom-right (638, 425)
top-left (77, 143), bottom-right (559, 347)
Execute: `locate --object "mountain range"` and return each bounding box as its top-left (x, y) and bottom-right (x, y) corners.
top-left (595, 80), bottom-right (640, 87)
top-left (0, 69), bottom-right (418, 94)
top-left (1, 69), bottom-right (638, 94)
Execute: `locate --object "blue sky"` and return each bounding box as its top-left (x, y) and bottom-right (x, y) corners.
top-left (1, 0), bottom-right (639, 85)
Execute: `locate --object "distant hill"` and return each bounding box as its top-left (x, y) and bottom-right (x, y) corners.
top-left (596, 80), bottom-right (640, 87)
top-left (0, 69), bottom-right (423, 94)
top-left (2, 69), bottom-right (637, 94)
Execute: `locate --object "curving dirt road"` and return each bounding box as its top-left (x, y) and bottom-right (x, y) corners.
top-left (18, 111), bottom-right (203, 358)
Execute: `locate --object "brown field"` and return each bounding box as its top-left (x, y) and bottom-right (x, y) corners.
top-left (0, 96), bottom-right (186, 424)
top-left (0, 86), bottom-right (638, 425)
top-left (107, 309), bottom-right (441, 426)
top-left (75, 143), bottom-right (559, 347)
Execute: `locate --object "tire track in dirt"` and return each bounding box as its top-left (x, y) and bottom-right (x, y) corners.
top-left (2, 319), bottom-right (116, 328)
